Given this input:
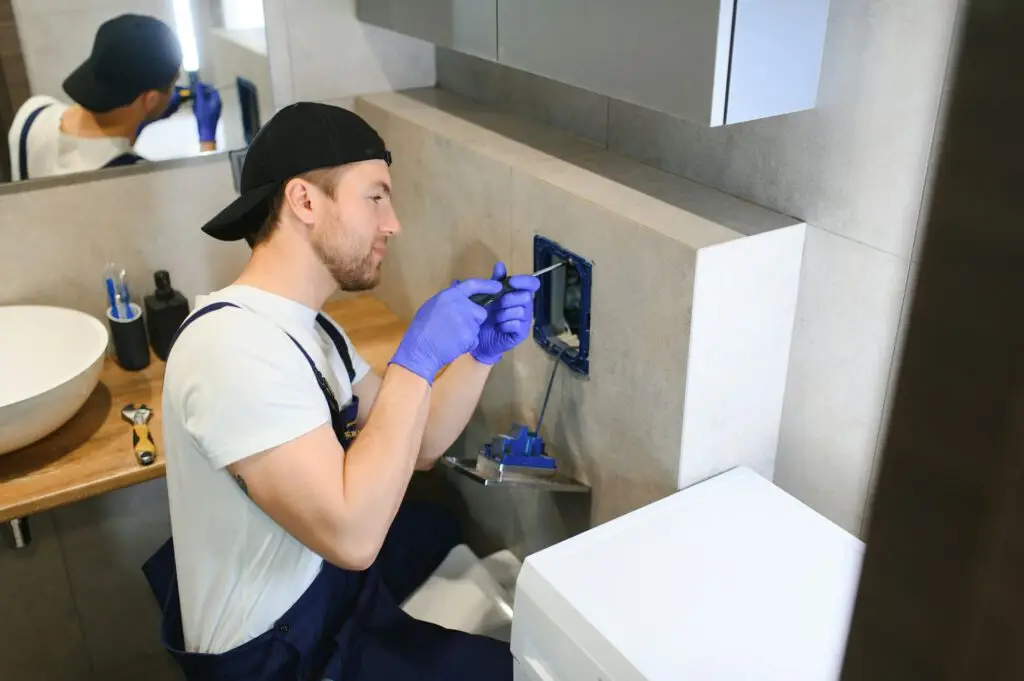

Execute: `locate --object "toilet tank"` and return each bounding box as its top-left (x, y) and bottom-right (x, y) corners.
top-left (510, 467), bottom-right (865, 681)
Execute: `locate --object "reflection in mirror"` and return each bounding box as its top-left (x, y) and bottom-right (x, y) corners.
top-left (2, 0), bottom-right (271, 184)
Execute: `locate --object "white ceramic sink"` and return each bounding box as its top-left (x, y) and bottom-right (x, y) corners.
top-left (0, 306), bottom-right (108, 455)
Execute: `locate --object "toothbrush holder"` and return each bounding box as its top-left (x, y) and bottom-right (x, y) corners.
top-left (107, 303), bottom-right (150, 371)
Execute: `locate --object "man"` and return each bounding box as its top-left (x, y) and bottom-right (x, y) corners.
top-left (7, 13), bottom-right (221, 181)
top-left (143, 102), bottom-right (539, 681)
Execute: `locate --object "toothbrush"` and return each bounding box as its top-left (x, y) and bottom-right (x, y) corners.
top-left (118, 269), bottom-right (132, 319)
top-left (105, 273), bottom-right (119, 319)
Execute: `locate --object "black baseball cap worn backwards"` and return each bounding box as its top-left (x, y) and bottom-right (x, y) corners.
top-left (63, 14), bottom-right (182, 113)
top-left (201, 102), bottom-right (393, 243)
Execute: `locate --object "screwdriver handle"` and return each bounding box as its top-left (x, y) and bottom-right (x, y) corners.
top-left (469, 278), bottom-right (514, 307)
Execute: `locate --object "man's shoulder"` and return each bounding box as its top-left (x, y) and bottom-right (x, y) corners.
top-left (166, 302), bottom-right (308, 377)
top-left (16, 95), bottom-right (61, 118)
top-left (8, 96), bottom-right (61, 143)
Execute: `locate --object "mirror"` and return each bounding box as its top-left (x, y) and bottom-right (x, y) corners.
top-left (0, 0), bottom-right (272, 184)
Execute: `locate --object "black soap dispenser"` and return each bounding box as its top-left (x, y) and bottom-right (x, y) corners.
top-left (145, 270), bottom-right (190, 361)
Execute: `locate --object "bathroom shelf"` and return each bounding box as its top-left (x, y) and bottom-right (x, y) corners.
top-left (441, 455), bottom-right (590, 493)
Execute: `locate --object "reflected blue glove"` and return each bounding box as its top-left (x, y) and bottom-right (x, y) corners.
top-left (390, 278), bottom-right (503, 384)
top-left (192, 82), bottom-right (222, 144)
top-left (161, 86), bottom-right (185, 119)
top-left (471, 262), bottom-right (541, 365)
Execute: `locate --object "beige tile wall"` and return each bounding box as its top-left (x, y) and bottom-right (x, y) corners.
top-left (0, 157), bottom-right (249, 321)
top-left (357, 89), bottom-right (805, 556)
top-left (436, 0), bottom-right (962, 536)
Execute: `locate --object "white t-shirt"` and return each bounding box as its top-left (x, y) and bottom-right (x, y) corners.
top-left (7, 95), bottom-right (136, 181)
top-left (161, 285), bottom-right (371, 654)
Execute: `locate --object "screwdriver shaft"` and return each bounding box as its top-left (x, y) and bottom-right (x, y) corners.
top-left (470, 261), bottom-right (567, 306)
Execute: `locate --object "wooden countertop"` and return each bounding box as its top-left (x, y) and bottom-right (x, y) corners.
top-left (0, 295), bottom-right (406, 523)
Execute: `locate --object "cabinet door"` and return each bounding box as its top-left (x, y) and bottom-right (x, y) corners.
top-left (496, 0), bottom-right (734, 126)
top-left (357, 0), bottom-right (498, 61)
top-left (726, 0), bottom-right (832, 124)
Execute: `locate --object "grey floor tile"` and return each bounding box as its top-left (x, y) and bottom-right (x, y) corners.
top-left (99, 651), bottom-right (184, 681)
top-left (51, 479), bottom-right (172, 677)
top-left (0, 512), bottom-right (92, 681)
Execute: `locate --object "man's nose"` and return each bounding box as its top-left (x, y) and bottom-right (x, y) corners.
top-left (381, 206), bottom-right (401, 235)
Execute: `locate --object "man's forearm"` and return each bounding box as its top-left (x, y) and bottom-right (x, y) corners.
top-left (416, 354), bottom-right (493, 467)
top-left (340, 364), bottom-right (431, 561)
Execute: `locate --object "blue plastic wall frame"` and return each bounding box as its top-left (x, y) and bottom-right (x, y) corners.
top-left (533, 235), bottom-right (592, 376)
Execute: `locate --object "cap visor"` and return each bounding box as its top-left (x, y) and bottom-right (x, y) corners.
top-left (63, 58), bottom-right (128, 113)
top-left (201, 183), bottom-right (278, 242)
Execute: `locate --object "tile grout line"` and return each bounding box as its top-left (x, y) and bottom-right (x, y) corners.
top-left (603, 95), bottom-right (611, 150)
top-left (857, 0), bottom-right (966, 537)
top-left (50, 512), bottom-right (97, 679)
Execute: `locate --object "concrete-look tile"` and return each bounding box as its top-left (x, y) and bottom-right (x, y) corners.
top-left (436, 47), bottom-right (610, 146)
top-left (362, 89), bottom-right (603, 168)
top-left (525, 155), bottom-right (758, 252)
top-left (508, 170), bottom-right (693, 527)
top-left (774, 227), bottom-right (910, 535)
top-left (11, 0), bottom-right (168, 15)
top-left (14, 11), bottom-right (100, 96)
top-left (369, 110), bottom-right (514, 320)
top-left (562, 150), bottom-right (801, 238)
top-left (283, 0), bottom-right (434, 103)
top-left (51, 479), bottom-right (173, 676)
top-left (605, 0), bottom-right (960, 260)
top-left (435, 46), bottom-right (501, 104)
top-left (0, 158), bottom-right (249, 323)
top-left (99, 651), bottom-right (184, 681)
top-left (0, 512), bottom-right (92, 681)
top-left (262, 0), bottom-right (294, 108)
top-left (861, 257), bottom-right (919, 535)
top-left (13, 2), bottom-right (174, 97)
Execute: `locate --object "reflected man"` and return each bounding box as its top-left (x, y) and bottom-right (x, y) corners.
top-left (6, 14), bottom-right (221, 181)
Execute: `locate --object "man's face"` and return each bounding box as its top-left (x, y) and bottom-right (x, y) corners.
top-left (310, 160), bottom-right (400, 291)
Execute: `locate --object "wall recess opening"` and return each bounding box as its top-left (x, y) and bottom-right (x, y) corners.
top-left (533, 235), bottom-right (592, 376)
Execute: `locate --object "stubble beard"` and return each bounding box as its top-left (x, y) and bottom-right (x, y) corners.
top-left (312, 231), bottom-right (381, 292)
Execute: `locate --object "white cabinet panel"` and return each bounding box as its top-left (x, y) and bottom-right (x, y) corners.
top-left (496, 0), bottom-right (831, 126)
top-left (496, 0), bottom-right (733, 126)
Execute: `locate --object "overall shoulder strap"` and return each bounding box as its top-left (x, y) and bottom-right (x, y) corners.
top-left (18, 104), bottom-right (51, 181)
top-left (315, 313), bottom-right (357, 383)
top-left (166, 301), bottom-right (241, 355)
top-left (165, 300), bottom-right (344, 413)
top-left (103, 152), bottom-right (144, 169)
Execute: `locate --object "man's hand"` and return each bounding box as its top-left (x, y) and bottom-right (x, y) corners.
top-left (471, 262), bottom-right (541, 365)
top-left (220, 279), bottom-right (506, 570)
top-left (390, 278), bottom-right (501, 383)
top-left (193, 82), bottom-right (222, 150)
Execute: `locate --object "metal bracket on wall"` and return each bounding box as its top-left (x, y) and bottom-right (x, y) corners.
top-left (441, 455), bottom-right (590, 493)
top-left (533, 235), bottom-right (593, 377)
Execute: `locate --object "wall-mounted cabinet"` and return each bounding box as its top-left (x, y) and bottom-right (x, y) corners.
top-left (496, 0), bottom-right (831, 126)
top-left (357, 0), bottom-right (498, 61)
top-left (358, 0), bottom-right (831, 127)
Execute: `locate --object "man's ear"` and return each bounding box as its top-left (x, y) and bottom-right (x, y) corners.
top-left (283, 178), bottom-right (317, 228)
top-left (139, 90), bottom-right (161, 115)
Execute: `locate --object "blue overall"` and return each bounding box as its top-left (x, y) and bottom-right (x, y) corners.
top-left (142, 302), bottom-right (513, 681)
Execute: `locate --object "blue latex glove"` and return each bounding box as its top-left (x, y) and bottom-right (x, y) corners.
top-left (390, 278), bottom-right (503, 384)
top-left (471, 262), bottom-right (542, 365)
top-left (192, 82), bottom-right (222, 144)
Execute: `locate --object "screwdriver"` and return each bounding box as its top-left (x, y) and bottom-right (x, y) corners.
top-left (469, 261), bottom-right (566, 306)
